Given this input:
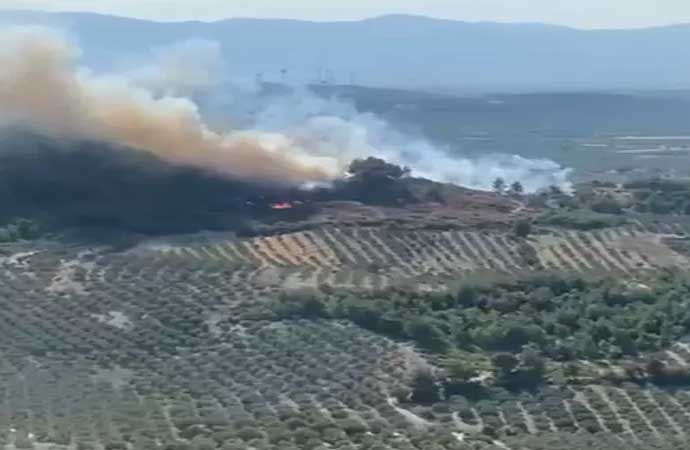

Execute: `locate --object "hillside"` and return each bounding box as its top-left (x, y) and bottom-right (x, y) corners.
top-left (4, 12), bottom-right (690, 450)
top-left (2, 11), bottom-right (690, 89)
top-left (3, 153), bottom-right (690, 449)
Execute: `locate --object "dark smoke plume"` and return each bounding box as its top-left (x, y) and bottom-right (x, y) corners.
top-left (0, 27), bottom-right (338, 186)
top-left (0, 129), bottom-right (313, 234)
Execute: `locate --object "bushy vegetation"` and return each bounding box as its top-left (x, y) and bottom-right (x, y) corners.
top-left (513, 219), bottom-right (532, 238)
top-left (269, 271), bottom-right (690, 386)
top-left (4, 230), bottom-right (690, 450)
top-left (0, 130), bottom-right (321, 234)
top-left (0, 218), bottom-right (41, 242)
top-left (536, 209), bottom-right (627, 230)
top-left (538, 178), bottom-right (690, 227)
top-left (5, 174), bottom-right (690, 449)
top-left (581, 178), bottom-right (690, 216)
top-left (328, 157), bottom-right (415, 206)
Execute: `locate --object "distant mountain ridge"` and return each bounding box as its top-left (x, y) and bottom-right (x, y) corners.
top-left (1, 10), bottom-right (690, 90)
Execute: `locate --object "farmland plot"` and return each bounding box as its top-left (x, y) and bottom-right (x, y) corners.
top-left (140, 224), bottom-right (690, 292)
top-left (1, 219), bottom-right (690, 449)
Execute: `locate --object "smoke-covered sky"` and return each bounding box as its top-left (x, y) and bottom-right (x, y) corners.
top-left (0, 27), bottom-right (338, 185)
top-left (0, 25), bottom-right (571, 192)
top-left (3, 0), bottom-right (690, 29)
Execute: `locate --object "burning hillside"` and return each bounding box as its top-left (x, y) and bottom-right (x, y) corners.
top-left (0, 25), bottom-right (565, 236)
top-left (0, 26), bottom-right (339, 186)
top-left (0, 26), bottom-right (572, 193)
top-left (0, 130), bottom-right (519, 235)
top-left (0, 129), bottom-right (323, 234)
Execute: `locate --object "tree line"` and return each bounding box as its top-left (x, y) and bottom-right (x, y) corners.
top-left (259, 269), bottom-right (690, 393)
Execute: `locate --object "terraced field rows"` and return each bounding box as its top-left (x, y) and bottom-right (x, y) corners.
top-left (151, 224), bottom-right (690, 290)
top-left (0, 319), bottom-right (444, 450)
top-left (451, 384), bottom-right (690, 449)
top-left (533, 228), bottom-right (662, 273)
top-left (3, 237), bottom-right (690, 449)
top-left (664, 342), bottom-right (690, 368)
top-left (2, 223), bottom-right (685, 297)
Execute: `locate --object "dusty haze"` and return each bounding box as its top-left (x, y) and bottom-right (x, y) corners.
top-left (0, 26), bottom-right (337, 185)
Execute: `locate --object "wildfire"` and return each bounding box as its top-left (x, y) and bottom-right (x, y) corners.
top-left (270, 202), bottom-right (294, 210)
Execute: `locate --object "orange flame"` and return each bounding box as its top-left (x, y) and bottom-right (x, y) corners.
top-left (270, 202), bottom-right (294, 210)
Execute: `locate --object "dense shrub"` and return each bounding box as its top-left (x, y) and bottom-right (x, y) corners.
top-left (264, 271), bottom-right (690, 390)
top-left (513, 219), bottom-right (533, 238)
top-left (410, 369), bottom-right (441, 404)
top-left (0, 218), bottom-right (41, 242)
top-left (590, 197), bottom-right (624, 214)
top-left (621, 178), bottom-right (690, 215)
top-left (536, 210), bottom-right (626, 230)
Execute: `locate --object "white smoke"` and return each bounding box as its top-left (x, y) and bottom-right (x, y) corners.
top-left (126, 39), bottom-right (224, 97)
top-left (0, 26), bottom-right (572, 192)
top-left (218, 87), bottom-right (573, 192)
top-left (0, 26), bottom-right (336, 185)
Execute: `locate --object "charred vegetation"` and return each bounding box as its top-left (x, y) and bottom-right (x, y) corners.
top-left (0, 133), bottom-right (489, 236)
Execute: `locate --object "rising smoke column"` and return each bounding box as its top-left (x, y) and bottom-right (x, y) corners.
top-left (0, 26), bottom-right (338, 185)
top-left (0, 26), bottom-right (572, 193)
top-left (244, 90), bottom-right (573, 192)
top-left (112, 38), bottom-right (573, 193)
top-left (125, 39), bottom-right (225, 97)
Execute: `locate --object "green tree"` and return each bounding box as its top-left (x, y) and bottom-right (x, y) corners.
top-left (493, 177), bottom-right (506, 194)
top-left (336, 418), bottom-right (367, 435)
top-left (491, 353), bottom-right (519, 375)
top-left (348, 157), bottom-right (410, 180)
top-left (528, 286), bottom-right (554, 310)
top-left (190, 436), bottom-right (218, 450)
top-left (14, 218), bottom-right (39, 239)
top-left (516, 242), bottom-right (540, 267)
top-left (520, 344), bottom-right (546, 380)
top-left (443, 351), bottom-right (480, 381)
top-left (345, 299), bottom-right (383, 330)
top-left (404, 318), bottom-right (449, 352)
top-left (0, 228), bottom-right (13, 243)
top-left (563, 363), bottom-right (580, 379)
top-left (647, 193), bottom-right (674, 214)
top-left (591, 197), bottom-right (623, 214)
top-left (220, 440), bottom-right (246, 450)
top-left (645, 358), bottom-right (666, 378)
top-left (514, 219), bottom-right (532, 238)
top-left (510, 181), bottom-right (524, 195)
top-left (410, 369), bottom-right (440, 404)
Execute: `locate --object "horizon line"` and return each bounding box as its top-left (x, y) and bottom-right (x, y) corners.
top-left (1, 9), bottom-right (689, 32)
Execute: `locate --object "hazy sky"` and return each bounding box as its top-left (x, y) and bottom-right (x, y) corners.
top-left (3, 0), bottom-right (690, 29)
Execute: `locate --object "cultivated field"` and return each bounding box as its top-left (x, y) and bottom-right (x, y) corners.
top-left (0, 209), bottom-right (689, 450)
top-left (136, 222), bottom-right (690, 292)
top-left (0, 243), bottom-right (690, 450)
top-left (2, 238), bottom-right (690, 450)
